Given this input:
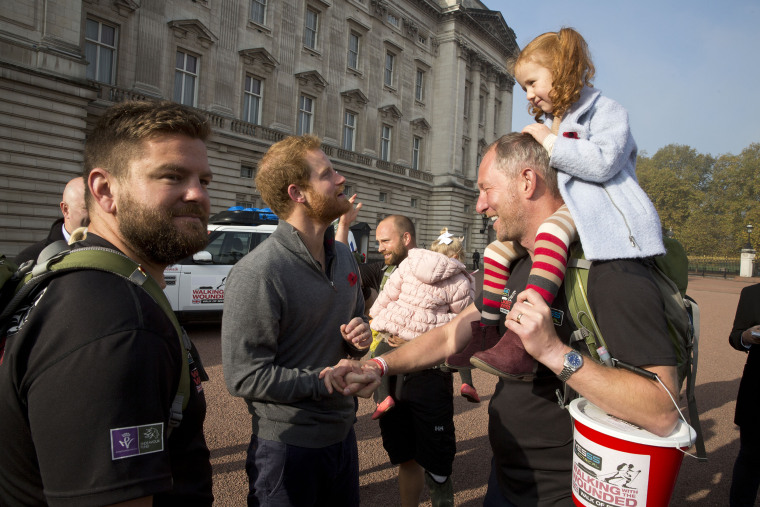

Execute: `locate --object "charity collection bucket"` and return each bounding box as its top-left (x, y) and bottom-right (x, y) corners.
top-left (568, 398), bottom-right (696, 507)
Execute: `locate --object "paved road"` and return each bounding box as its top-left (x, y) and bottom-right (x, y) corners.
top-left (190, 274), bottom-right (758, 506)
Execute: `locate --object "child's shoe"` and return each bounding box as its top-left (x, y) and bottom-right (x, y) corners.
top-left (445, 321), bottom-right (501, 368)
top-left (460, 383), bottom-right (480, 403)
top-left (371, 395), bottom-right (395, 420)
top-left (470, 329), bottom-right (536, 381)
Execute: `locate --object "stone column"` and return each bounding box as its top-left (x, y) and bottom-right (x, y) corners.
top-left (467, 59), bottom-right (481, 174)
top-left (485, 69), bottom-right (497, 144)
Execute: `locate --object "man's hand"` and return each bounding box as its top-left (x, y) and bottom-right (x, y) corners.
top-left (339, 194), bottom-right (362, 227)
top-left (319, 359), bottom-right (380, 398)
top-left (505, 288), bottom-right (566, 365)
top-left (742, 325), bottom-right (760, 346)
top-left (341, 317), bottom-right (372, 349)
top-left (522, 123), bottom-right (551, 144)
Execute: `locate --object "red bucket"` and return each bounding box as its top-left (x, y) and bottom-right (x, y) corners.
top-left (568, 398), bottom-right (695, 507)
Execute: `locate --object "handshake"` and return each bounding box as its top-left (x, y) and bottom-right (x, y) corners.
top-left (320, 359), bottom-right (383, 398)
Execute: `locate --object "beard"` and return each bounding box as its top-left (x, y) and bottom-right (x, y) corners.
top-left (117, 193), bottom-right (209, 265)
top-left (304, 188), bottom-right (350, 225)
top-left (384, 246), bottom-right (407, 266)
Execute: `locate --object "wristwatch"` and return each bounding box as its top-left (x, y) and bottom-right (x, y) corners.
top-left (558, 350), bottom-right (584, 382)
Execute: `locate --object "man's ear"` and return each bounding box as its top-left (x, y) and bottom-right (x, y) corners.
top-left (402, 232), bottom-right (412, 247)
top-left (60, 201), bottom-right (69, 219)
top-left (287, 184), bottom-right (307, 204)
top-left (520, 168), bottom-right (538, 198)
top-left (88, 168), bottom-right (117, 214)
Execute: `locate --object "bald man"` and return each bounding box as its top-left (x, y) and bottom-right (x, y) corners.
top-left (15, 176), bottom-right (90, 264)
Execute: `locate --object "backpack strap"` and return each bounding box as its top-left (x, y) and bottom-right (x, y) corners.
top-left (7, 243), bottom-right (191, 434)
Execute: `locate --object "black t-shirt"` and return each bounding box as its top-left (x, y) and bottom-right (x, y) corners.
top-left (482, 255), bottom-right (676, 506)
top-left (0, 235), bottom-right (212, 506)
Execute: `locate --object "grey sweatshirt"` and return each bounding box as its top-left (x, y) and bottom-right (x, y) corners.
top-left (222, 221), bottom-right (367, 448)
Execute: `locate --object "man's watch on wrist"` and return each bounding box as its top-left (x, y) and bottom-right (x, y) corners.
top-left (558, 350), bottom-right (584, 382)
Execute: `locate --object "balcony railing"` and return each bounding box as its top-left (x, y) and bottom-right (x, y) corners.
top-left (97, 85), bottom-right (436, 184)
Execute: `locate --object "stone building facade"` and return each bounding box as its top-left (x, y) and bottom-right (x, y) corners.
top-left (0, 0), bottom-right (516, 258)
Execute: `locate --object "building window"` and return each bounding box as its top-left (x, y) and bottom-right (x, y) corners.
top-left (411, 197), bottom-right (418, 208)
top-left (384, 52), bottom-right (395, 87)
top-left (297, 95), bottom-right (314, 135)
top-left (303, 8), bottom-right (319, 49)
top-left (250, 0), bottom-right (267, 24)
top-left (464, 204), bottom-right (471, 214)
top-left (380, 125), bottom-right (392, 161)
top-left (241, 165), bottom-right (255, 178)
top-left (387, 13), bottom-right (399, 27)
top-left (343, 111), bottom-right (356, 151)
top-left (478, 94), bottom-right (486, 124)
top-left (85, 18), bottom-right (117, 84)
top-left (344, 185), bottom-right (353, 197)
top-left (463, 84), bottom-right (471, 118)
top-left (347, 32), bottom-right (360, 70)
top-left (243, 75), bottom-right (262, 125)
top-left (174, 50), bottom-right (198, 106)
top-left (417, 34), bottom-right (427, 45)
top-left (415, 69), bottom-right (425, 102)
top-left (412, 136), bottom-right (422, 170)
top-left (379, 192), bottom-right (387, 202)
top-left (236, 194), bottom-right (254, 208)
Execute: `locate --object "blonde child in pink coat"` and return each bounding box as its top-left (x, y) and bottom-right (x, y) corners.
top-left (369, 228), bottom-right (477, 419)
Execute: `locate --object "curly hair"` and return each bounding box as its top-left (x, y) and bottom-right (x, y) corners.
top-left (430, 227), bottom-right (465, 262)
top-left (83, 100), bottom-right (210, 207)
top-left (255, 135), bottom-right (322, 218)
top-left (514, 27), bottom-right (595, 121)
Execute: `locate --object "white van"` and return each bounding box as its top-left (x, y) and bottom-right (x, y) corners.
top-left (163, 208), bottom-right (277, 323)
top-left (163, 207), bottom-right (356, 323)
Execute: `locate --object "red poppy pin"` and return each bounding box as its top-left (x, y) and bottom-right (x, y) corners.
top-left (348, 272), bottom-right (357, 286)
top-left (562, 132), bottom-right (580, 139)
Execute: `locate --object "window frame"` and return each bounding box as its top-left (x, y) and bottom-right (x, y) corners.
top-left (303, 7), bottom-right (319, 50)
top-left (84, 17), bottom-right (118, 84)
top-left (297, 94), bottom-right (315, 135)
top-left (347, 31), bottom-right (360, 71)
top-left (415, 68), bottom-right (425, 102)
top-left (343, 110), bottom-right (357, 151)
top-left (380, 124), bottom-right (392, 162)
top-left (412, 135), bottom-right (422, 170)
top-left (384, 51), bottom-right (395, 88)
top-left (174, 49), bottom-right (199, 107)
top-left (250, 0), bottom-right (267, 25)
top-left (243, 74), bottom-right (263, 125)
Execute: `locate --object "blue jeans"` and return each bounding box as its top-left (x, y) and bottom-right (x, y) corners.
top-left (483, 457), bottom-right (518, 507)
top-left (245, 427), bottom-right (360, 506)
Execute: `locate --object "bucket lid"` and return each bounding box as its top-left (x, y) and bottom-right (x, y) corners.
top-left (569, 398), bottom-right (696, 449)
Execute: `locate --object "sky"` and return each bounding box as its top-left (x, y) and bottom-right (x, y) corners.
top-left (485, 0), bottom-right (760, 157)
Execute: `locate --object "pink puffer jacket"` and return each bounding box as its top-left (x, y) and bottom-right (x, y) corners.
top-left (369, 248), bottom-right (475, 341)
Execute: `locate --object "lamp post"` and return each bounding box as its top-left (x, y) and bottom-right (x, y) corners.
top-left (480, 215), bottom-right (490, 234)
top-left (745, 224), bottom-right (754, 250)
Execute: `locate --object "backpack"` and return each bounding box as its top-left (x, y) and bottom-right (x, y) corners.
top-left (563, 240), bottom-right (707, 461)
top-left (0, 240), bottom-right (194, 435)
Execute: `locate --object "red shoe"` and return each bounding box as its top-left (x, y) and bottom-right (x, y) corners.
top-left (371, 395), bottom-right (395, 420)
top-left (470, 329), bottom-right (537, 381)
top-left (445, 322), bottom-right (501, 368)
top-left (460, 383), bottom-right (480, 403)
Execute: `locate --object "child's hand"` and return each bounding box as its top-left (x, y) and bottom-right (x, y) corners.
top-left (522, 123), bottom-right (551, 144)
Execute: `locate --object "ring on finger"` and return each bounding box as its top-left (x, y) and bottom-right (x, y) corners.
top-left (516, 313), bottom-right (523, 324)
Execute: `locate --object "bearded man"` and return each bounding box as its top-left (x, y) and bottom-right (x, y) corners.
top-left (0, 100), bottom-right (214, 505)
top-left (222, 135), bottom-right (372, 506)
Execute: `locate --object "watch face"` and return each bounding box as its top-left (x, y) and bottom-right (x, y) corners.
top-left (567, 352), bottom-right (583, 368)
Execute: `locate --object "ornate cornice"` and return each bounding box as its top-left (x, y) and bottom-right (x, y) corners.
top-left (168, 19), bottom-right (217, 49)
top-left (239, 48), bottom-right (279, 73)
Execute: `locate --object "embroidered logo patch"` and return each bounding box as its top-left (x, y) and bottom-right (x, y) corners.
top-left (111, 422), bottom-right (164, 460)
top-left (499, 288), bottom-right (517, 315)
top-left (551, 308), bottom-right (564, 326)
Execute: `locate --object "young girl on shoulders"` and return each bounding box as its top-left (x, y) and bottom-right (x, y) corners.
top-left (451, 27), bottom-right (665, 378)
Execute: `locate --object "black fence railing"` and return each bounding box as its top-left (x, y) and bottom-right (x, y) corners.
top-left (688, 256), bottom-right (742, 278)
